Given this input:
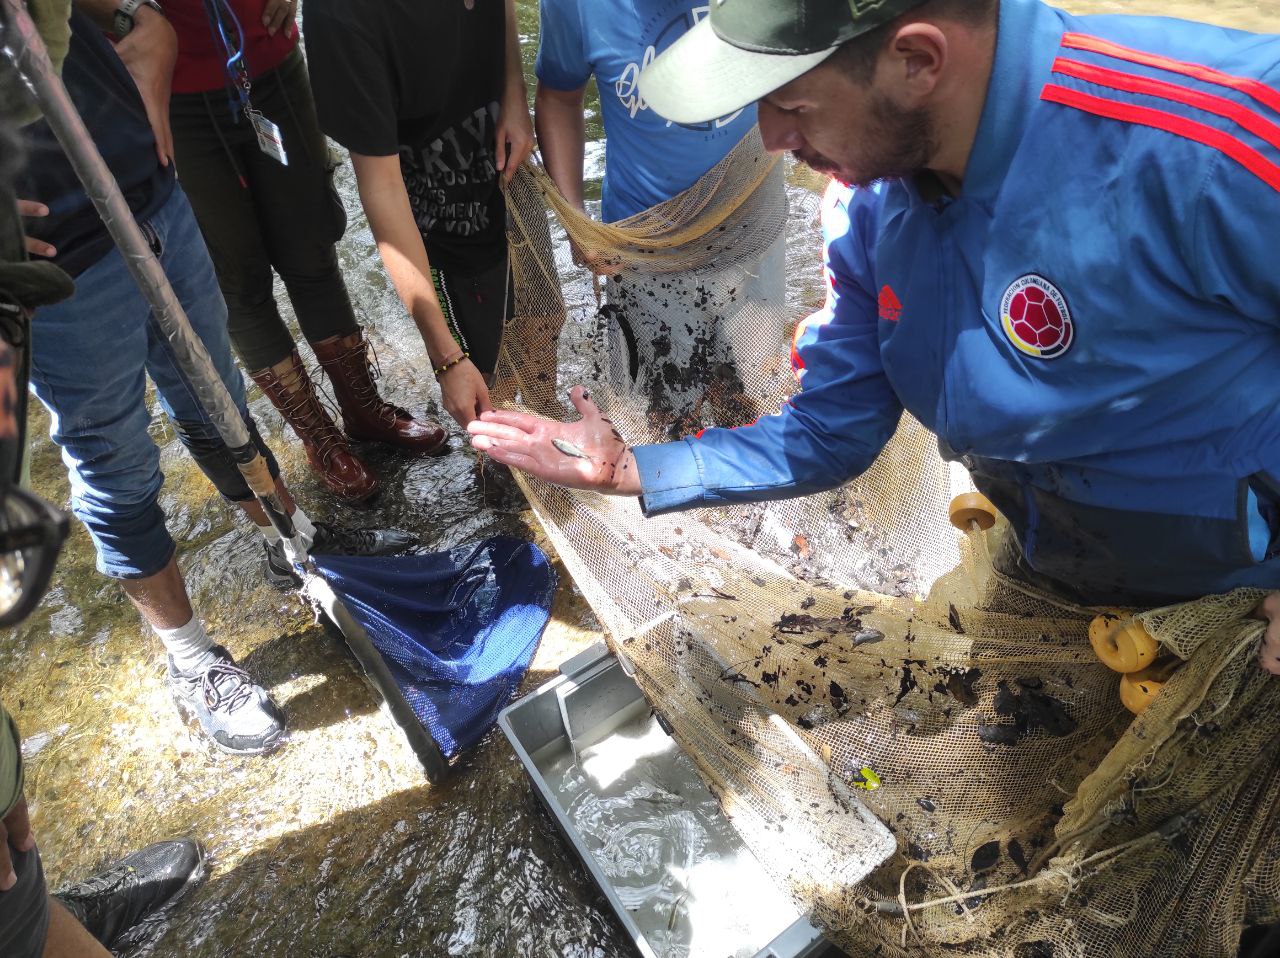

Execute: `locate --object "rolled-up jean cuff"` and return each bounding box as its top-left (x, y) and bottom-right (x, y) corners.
top-left (82, 497), bottom-right (178, 579)
top-left (101, 541), bottom-right (178, 580)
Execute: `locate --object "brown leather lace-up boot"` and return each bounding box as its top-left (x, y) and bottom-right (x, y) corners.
top-left (312, 330), bottom-right (447, 454)
top-left (249, 351), bottom-right (378, 501)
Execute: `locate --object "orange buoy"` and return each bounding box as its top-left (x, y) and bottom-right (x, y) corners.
top-left (948, 493), bottom-right (997, 533)
top-left (1089, 609), bottom-right (1159, 673)
top-left (1119, 660), bottom-right (1179, 715)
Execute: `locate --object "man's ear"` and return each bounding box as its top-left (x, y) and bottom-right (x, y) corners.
top-left (883, 22), bottom-right (948, 103)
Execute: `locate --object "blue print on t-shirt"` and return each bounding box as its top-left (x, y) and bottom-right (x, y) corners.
top-left (537, 0), bottom-right (758, 222)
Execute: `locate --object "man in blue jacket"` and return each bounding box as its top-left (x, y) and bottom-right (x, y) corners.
top-left (467, 0), bottom-right (1280, 669)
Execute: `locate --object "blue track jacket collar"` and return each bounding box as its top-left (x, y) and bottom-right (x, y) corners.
top-left (964, 0), bottom-right (1060, 209)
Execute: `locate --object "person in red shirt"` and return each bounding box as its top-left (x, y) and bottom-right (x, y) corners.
top-left (166, 0), bottom-right (446, 502)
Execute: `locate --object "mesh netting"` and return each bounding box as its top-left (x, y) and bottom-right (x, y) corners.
top-left (493, 131), bottom-right (1279, 957)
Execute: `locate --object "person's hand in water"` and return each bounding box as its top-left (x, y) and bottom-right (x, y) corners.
top-left (437, 356), bottom-right (493, 428)
top-left (467, 386), bottom-right (640, 494)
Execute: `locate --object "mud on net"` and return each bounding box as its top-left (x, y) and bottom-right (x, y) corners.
top-left (493, 131), bottom-right (1279, 957)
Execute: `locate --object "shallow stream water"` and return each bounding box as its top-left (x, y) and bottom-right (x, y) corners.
top-left (3, 1), bottom-right (1275, 956)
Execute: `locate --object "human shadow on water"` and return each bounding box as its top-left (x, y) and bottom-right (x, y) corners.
top-left (125, 725), bottom-right (634, 958)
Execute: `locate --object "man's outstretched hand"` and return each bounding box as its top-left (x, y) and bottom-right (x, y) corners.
top-left (1257, 592), bottom-right (1280, 675)
top-left (467, 386), bottom-right (640, 494)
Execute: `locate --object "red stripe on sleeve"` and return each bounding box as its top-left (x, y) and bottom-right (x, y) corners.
top-left (1061, 33), bottom-right (1280, 116)
top-left (1052, 57), bottom-right (1280, 152)
top-left (1040, 83), bottom-right (1280, 193)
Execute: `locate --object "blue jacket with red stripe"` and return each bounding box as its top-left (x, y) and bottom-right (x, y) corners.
top-left (632, 0), bottom-right (1280, 604)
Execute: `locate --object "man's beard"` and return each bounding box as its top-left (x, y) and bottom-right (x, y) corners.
top-left (794, 95), bottom-right (937, 189)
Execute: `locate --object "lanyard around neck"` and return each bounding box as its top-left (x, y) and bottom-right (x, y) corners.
top-left (201, 0), bottom-right (251, 121)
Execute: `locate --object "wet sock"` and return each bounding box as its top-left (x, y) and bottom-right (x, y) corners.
top-left (155, 617), bottom-right (215, 672)
top-left (256, 507), bottom-right (316, 550)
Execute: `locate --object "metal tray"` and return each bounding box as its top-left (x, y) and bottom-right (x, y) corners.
top-left (499, 642), bottom-right (839, 958)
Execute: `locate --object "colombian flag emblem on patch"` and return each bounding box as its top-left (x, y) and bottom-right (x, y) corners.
top-left (1000, 274), bottom-right (1074, 359)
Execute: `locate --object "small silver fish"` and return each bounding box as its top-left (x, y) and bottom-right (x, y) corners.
top-left (552, 438), bottom-right (590, 460)
top-left (637, 790), bottom-right (685, 806)
top-left (667, 892), bottom-right (688, 931)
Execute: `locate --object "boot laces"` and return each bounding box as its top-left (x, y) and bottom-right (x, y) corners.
top-left (259, 363), bottom-right (349, 465)
top-left (312, 522), bottom-right (380, 555)
top-left (339, 529), bottom-right (380, 552)
top-left (335, 336), bottom-right (405, 427)
top-left (59, 862), bottom-right (136, 908)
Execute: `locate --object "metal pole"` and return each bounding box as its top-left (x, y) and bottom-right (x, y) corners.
top-left (1, 0), bottom-right (304, 553)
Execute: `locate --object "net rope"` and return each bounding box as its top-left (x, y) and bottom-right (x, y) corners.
top-left (493, 130), bottom-right (1279, 957)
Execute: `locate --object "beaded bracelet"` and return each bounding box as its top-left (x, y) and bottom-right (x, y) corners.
top-left (433, 350), bottom-right (469, 380)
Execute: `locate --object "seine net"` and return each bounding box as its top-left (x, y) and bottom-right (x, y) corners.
top-left (493, 130), bottom-right (1279, 957)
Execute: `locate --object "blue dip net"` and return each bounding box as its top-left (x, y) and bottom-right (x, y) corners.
top-left (314, 535), bottom-right (556, 760)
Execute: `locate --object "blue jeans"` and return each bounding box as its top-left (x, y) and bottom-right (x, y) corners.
top-left (29, 187), bottom-right (278, 579)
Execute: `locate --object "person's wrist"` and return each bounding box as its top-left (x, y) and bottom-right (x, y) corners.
top-left (434, 351), bottom-right (470, 380)
top-left (429, 344), bottom-right (463, 366)
top-left (133, 2), bottom-right (164, 23)
top-left (112, 0), bottom-right (164, 39)
top-left (128, 4), bottom-right (177, 49)
top-left (608, 449), bottom-right (640, 496)
top-left (502, 75), bottom-right (529, 105)
top-left (1260, 592), bottom-right (1280, 621)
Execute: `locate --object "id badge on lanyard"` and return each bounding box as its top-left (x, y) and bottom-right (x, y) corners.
top-left (247, 108), bottom-right (288, 165)
top-left (233, 62), bottom-right (289, 166)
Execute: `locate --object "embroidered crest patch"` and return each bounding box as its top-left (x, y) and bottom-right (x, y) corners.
top-left (1000, 274), bottom-right (1074, 359)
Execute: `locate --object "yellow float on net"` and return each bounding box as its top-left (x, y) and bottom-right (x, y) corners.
top-left (1119, 660), bottom-right (1180, 716)
top-left (947, 492), bottom-right (998, 533)
top-left (1088, 608), bottom-right (1159, 673)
